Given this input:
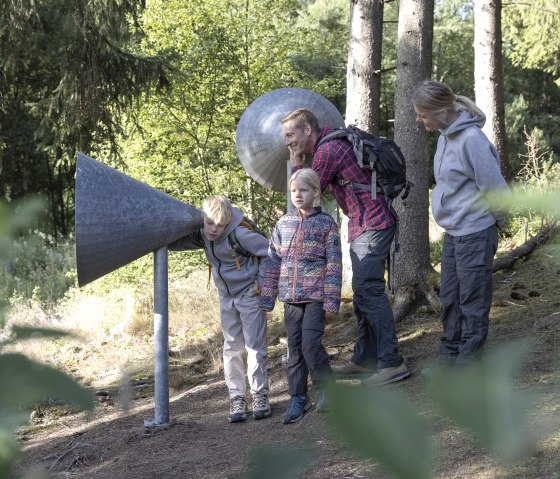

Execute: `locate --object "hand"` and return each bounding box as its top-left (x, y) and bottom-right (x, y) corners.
top-left (289, 146), bottom-right (309, 168)
top-left (251, 281), bottom-right (261, 295)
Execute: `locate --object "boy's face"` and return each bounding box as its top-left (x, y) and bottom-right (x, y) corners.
top-left (203, 215), bottom-right (227, 241)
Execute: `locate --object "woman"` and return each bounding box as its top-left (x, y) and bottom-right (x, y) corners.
top-left (413, 80), bottom-right (509, 364)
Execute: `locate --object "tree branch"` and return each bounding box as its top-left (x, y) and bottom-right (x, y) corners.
top-left (493, 223), bottom-right (558, 272)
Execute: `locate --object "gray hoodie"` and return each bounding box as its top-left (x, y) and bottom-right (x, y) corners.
top-left (431, 110), bottom-right (509, 236)
top-left (169, 207), bottom-right (269, 298)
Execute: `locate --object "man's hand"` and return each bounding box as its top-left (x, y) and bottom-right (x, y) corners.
top-left (289, 146), bottom-right (310, 168)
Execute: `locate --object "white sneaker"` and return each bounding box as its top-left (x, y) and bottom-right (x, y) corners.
top-left (228, 396), bottom-right (247, 423)
top-left (252, 393), bottom-right (272, 420)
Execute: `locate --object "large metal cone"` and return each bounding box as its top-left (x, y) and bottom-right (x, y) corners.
top-left (236, 88), bottom-right (345, 192)
top-left (75, 153), bottom-right (203, 286)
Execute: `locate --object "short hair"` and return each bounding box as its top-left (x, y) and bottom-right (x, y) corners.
top-left (412, 80), bottom-right (484, 118)
top-left (280, 108), bottom-right (321, 133)
top-left (202, 195), bottom-right (232, 225)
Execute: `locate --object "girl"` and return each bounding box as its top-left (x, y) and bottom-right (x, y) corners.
top-left (412, 80), bottom-right (509, 365)
top-left (260, 168), bottom-right (342, 424)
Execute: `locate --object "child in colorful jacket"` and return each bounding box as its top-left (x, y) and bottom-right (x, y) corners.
top-left (260, 168), bottom-right (342, 424)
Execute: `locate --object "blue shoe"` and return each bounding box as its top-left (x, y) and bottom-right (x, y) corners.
top-left (282, 394), bottom-right (312, 424)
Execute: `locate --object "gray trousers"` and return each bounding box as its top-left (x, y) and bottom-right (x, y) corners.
top-left (349, 225), bottom-right (403, 369)
top-left (219, 288), bottom-right (269, 398)
top-left (440, 225), bottom-right (498, 364)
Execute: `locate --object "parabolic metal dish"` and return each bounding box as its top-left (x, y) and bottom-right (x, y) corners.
top-left (236, 88), bottom-right (345, 192)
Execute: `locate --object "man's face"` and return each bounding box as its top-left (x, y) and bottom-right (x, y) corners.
top-left (282, 119), bottom-right (314, 158)
top-left (203, 215), bottom-right (227, 241)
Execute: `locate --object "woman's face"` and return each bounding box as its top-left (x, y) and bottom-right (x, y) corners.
top-left (414, 107), bottom-right (450, 132)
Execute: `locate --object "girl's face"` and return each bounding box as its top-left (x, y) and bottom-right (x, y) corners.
top-left (203, 215), bottom-right (227, 241)
top-left (290, 178), bottom-right (320, 211)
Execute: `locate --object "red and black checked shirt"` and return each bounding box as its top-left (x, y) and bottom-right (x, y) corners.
top-left (298, 127), bottom-right (396, 242)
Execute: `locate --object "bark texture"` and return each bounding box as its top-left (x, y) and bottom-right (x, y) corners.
top-left (392, 0), bottom-right (437, 322)
top-left (474, 0), bottom-right (511, 179)
top-left (346, 0), bottom-right (384, 134)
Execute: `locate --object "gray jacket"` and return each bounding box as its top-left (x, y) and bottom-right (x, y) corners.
top-left (170, 207), bottom-right (269, 298)
top-left (432, 110), bottom-right (509, 236)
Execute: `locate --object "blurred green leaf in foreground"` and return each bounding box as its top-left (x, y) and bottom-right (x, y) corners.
top-left (0, 199), bottom-right (94, 478)
top-left (425, 342), bottom-right (541, 463)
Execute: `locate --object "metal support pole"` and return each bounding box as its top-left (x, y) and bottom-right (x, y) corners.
top-left (144, 246), bottom-right (169, 427)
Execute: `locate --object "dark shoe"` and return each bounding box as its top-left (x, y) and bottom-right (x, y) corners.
top-left (362, 362), bottom-right (411, 386)
top-left (252, 393), bottom-right (272, 420)
top-left (282, 394), bottom-right (312, 424)
top-left (315, 389), bottom-right (328, 413)
top-left (228, 396), bottom-right (247, 423)
top-left (332, 361), bottom-right (374, 376)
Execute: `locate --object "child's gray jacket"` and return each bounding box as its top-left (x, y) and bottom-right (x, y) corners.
top-left (170, 207), bottom-right (269, 298)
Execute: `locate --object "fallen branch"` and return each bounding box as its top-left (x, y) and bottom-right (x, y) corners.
top-left (493, 223), bottom-right (558, 273)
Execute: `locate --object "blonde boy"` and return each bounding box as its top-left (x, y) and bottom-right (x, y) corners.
top-left (171, 195), bottom-right (270, 422)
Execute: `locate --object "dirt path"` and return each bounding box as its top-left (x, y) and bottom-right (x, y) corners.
top-left (14, 243), bottom-right (560, 478)
top-left (17, 353), bottom-right (385, 479)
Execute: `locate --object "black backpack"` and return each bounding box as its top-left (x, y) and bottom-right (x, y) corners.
top-left (317, 125), bottom-right (412, 206)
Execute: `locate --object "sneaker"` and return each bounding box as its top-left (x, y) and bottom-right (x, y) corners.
top-left (331, 361), bottom-right (374, 376)
top-left (228, 396), bottom-right (247, 423)
top-left (252, 393), bottom-right (272, 420)
top-left (282, 394), bottom-right (312, 424)
top-left (362, 362), bottom-right (411, 386)
top-left (315, 389), bottom-right (328, 413)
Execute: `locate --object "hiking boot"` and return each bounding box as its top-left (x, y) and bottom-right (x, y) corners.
top-left (315, 389), bottom-right (328, 413)
top-left (332, 361), bottom-right (374, 376)
top-left (362, 362), bottom-right (411, 386)
top-left (228, 396), bottom-right (247, 423)
top-left (282, 394), bottom-right (312, 424)
top-left (252, 393), bottom-right (272, 420)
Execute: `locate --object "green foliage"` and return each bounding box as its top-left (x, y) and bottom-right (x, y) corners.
top-left (245, 447), bottom-right (314, 479)
top-left (0, 0), bottom-right (170, 237)
top-left (0, 231), bottom-right (77, 305)
top-left (503, 1), bottom-right (560, 79)
top-left (329, 382), bottom-right (433, 479)
top-left (0, 201), bottom-right (94, 476)
top-left (426, 343), bottom-right (539, 462)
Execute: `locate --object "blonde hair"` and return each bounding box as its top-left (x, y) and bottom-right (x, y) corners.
top-left (412, 80), bottom-right (484, 118)
top-left (289, 168), bottom-right (321, 206)
top-left (202, 195), bottom-right (232, 225)
top-left (280, 108), bottom-right (321, 133)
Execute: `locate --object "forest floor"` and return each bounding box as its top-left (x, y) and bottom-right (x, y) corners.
top-left (13, 239), bottom-right (560, 479)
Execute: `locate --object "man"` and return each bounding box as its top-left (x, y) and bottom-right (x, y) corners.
top-left (280, 108), bottom-right (410, 385)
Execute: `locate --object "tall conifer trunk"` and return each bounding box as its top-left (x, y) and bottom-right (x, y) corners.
top-left (392, 0), bottom-right (439, 321)
top-left (474, 0), bottom-right (511, 179)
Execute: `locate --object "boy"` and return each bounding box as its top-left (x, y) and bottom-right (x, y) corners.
top-left (170, 195), bottom-right (271, 422)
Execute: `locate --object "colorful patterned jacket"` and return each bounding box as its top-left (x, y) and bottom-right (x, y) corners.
top-left (260, 206), bottom-right (342, 313)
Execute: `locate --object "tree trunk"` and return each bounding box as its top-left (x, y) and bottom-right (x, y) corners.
top-left (342, 0), bottom-right (385, 288)
top-left (346, 0), bottom-right (384, 135)
top-left (392, 0), bottom-right (438, 321)
top-left (474, 0), bottom-right (511, 180)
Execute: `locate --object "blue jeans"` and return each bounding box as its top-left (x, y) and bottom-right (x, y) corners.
top-left (440, 225), bottom-right (498, 363)
top-left (349, 225), bottom-right (403, 369)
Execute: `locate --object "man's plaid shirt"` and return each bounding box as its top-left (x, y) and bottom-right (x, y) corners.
top-left (298, 127), bottom-right (396, 242)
